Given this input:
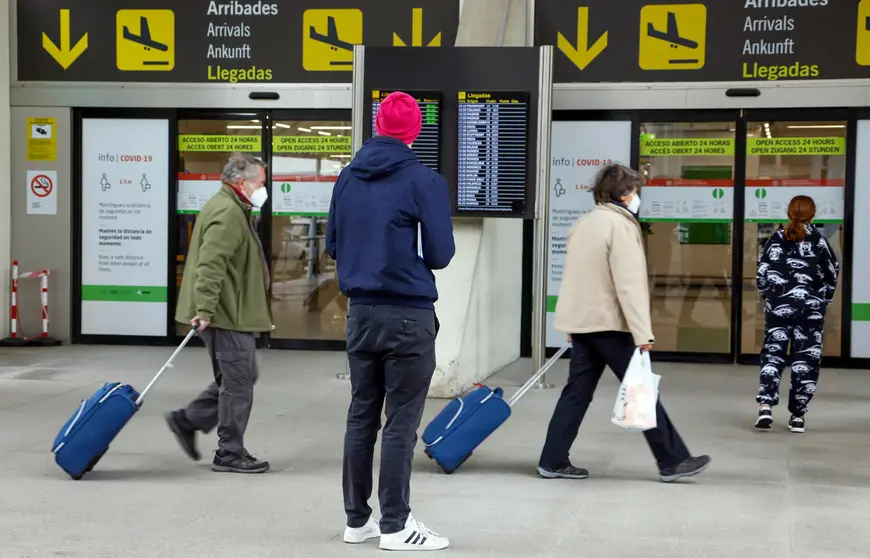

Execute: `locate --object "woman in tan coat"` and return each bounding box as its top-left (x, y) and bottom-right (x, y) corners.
top-left (537, 163), bottom-right (711, 483)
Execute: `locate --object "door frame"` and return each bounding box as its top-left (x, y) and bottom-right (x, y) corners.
top-left (523, 108), bottom-right (856, 366)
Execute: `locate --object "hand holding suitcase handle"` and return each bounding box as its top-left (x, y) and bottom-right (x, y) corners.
top-left (134, 325), bottom-right (198, 406)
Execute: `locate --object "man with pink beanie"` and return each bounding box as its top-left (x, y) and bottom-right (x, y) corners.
top-left (327, 91), bottom-right (455, 551)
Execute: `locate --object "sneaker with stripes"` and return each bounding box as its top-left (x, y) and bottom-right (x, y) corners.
top-left (755, 405), bottom-right (773, 430)
top-left (379, 515), bottom-right (449, 551)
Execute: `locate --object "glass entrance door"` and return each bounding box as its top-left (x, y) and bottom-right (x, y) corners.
top-left (639, 118), bottom-right (738, 356)
top-left (175, 111), bottom-right (265, 338)
top-left (740, 115), bottom-right (847, 359)
top-left (268, 110), bottom-right (352, 348)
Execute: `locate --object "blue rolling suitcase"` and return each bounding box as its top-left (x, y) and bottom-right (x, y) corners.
top-left (422, 342), bottom-right (571, 474)
top-left (52, 329), bottom-right (197, 480)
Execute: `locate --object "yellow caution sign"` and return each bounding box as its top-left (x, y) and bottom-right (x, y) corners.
top-left (393, 8), bottom-right (441, 47)
top-left (639, 4), bottom-right (706, 71)
top-left (857, 0), bottom-right (870, 66)
top-left (178, 135), bottom-right (262, 153)
top-left (273, 135), bottom-right (351, 154)
top-left (27, 117), bottom-right (57, 161)
top-left (41, 9), bottom-right (88, 70)
top-left (747, 137), bottom-right (845, 156)
top-left (302, 9), bottom-right (362, 72)
top-left (116, 10), bottom-right (175, 71)
top-left (640, 137), bottom-right (734, 156)
top-left (556, 7), bottom-right (608, 71)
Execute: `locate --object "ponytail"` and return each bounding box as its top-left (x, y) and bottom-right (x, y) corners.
top-left (784, 195), bottom-right (816, 242)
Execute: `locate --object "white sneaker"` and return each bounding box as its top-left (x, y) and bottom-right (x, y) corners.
top-left (344, 517), bottom-right (381, 544)
top-left (379, 515), bottom-right (449, 551)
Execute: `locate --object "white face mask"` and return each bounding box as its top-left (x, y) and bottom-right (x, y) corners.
top-left (626, 193), bottom-right (641, 214)
top-left (249, 186), bottom-right (268, 209)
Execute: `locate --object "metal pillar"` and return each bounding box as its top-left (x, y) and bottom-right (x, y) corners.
top-left (337, 45), bottom-right (367, 382)
top-left (531, 45), bottom-right (555, 389)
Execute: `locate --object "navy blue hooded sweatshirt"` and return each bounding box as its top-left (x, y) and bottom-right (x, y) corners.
top-left (326, 136), bottom-right (456, 309)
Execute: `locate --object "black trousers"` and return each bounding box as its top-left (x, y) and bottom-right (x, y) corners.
top-left (539, 331), bottom-right (691, 471)
top-left (343, 304), bottom-right (437, 535)
top-left (757, 318), bottom-right (824, 416)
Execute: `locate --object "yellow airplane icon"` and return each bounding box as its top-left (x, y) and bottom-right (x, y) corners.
top-left (116, 10), bottom-right (175, 71)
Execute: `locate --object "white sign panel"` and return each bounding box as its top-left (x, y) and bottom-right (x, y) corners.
top-left (546, 121), bottom-right (632, 347)
top-left (853, 122), bottom-right (870, 357)
top-left (271, 175), bottom-right (335, 216)
top-left (80, 118), bottom-right (169, 337)
top-left (177, 174), bottom-right (221, 214)
top-left (26, 170), bottom-right (57, 215)
top-left (745, 179), bottom-right (844, 223)
top-left (639, 179), bottom-right (733, 222)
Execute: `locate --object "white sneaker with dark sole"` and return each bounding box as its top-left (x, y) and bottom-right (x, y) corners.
top-left (344, 518), bottom-right (381, 544)
top-left (755, 407), bottom-right (773, 430)
top-left (379, 515), bottom-right (449, 551)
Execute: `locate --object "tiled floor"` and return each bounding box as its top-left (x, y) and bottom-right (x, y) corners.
top-left (1, 344), bottom-right (868, 557)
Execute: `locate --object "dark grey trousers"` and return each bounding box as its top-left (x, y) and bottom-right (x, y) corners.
top-left (180, 328), bottom-right (259, 458)
top-left (343, 304), bottom-right (437, 535)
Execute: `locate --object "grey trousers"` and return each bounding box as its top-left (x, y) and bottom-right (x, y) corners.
top-left (181, 328), bottom-right (259, 458)
top-left (343, 304), bottom-right (437, 535)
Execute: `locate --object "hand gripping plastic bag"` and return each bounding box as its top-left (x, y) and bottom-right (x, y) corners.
top-left (611, 349), bottom-right (661, 432)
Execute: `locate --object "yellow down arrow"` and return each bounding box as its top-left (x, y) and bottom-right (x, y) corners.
top-left (557, 7), bottom-right (607, 71)
top-left (393, 8), bottom-right (441, 47)
top-left (42, 9), bottom-right (88, 70)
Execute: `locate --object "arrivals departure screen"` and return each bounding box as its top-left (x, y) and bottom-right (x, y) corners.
top-left (456, 90), bottom-right (529, 215)
top-left (371, 90), bottom-right (442, 172)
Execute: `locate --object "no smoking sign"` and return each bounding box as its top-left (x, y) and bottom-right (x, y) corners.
top-left (31, 174), bottom-right (53, 197)
top-left (26, 170), bottom-right (58, 215)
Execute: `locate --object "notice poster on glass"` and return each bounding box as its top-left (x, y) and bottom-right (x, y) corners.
top-left (271, 175), bottom-right (336, 217)
top-left (177, 173), bottom-right (260, 215)
top-left (745, 179), bottom-right (844, 223)
top-left (638, 137), bottom-right (735, 223)
top-left (546, 120), bottom-right (632, 347)
top-left (80, 118), bottom-right (169, 337)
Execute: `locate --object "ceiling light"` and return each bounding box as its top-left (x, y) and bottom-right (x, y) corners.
top-left (250, 119), bottom-right (260, 123)
top-left (274, 123), bottom-right (291, 129)
top-left (297, 127), bottom-right (312, 132)
top-left (786, 124), bottom-right (846, 129)
top-left (317, 131), bottom-right (331, 136)
top-left (311, 125), bottom-right (352, 130)
top-left (226, 125), bottom-right (262, 129)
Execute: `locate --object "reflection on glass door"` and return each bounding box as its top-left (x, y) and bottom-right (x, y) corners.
top-left (741, 120), bottom-right (846, 357)
top-left (639, 122), bottom-right (736, 354)
top-left (270, 119), bottom-right (351, 342)
top-left (175, 115), bottom-right (264, 335)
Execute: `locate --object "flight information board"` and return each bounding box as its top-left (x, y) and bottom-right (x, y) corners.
top-left (456, 90), bottom-right (530, 216)
top-left (371, 90), bottom-right (442, 172)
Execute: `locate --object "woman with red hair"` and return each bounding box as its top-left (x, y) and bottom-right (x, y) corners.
top-left (755, 195), bottom-right (839, 433)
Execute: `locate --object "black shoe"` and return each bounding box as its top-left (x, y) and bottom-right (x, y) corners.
top-left (536, 464), bottom-right (589, 479)
top-left (211, 452), bottom-right (270, 474)
top-left (659, 455), bottom-right (711, 483)
top-left (789, 415), bottom-right (806, 433)
top-left (165, 411), bottom-right (200, 461)
top-left (755, 407), bottom-right (773, 430)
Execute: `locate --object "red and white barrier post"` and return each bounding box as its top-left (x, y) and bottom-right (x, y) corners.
top-left (1, 260), bottom-right (61, 347)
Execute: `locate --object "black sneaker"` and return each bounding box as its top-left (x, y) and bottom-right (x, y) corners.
top-left (211, 452), bottom-right (270, 474)
top-left (755, 407), bottom-right (774, 430)
top-left (789, 415), bottom-right (806, 433)
top-left (659, 455), bottom-right (711, 483)
top-left (165, 411), bottom-right (200, 461)
top-left (536, 464), bottom-right (589, 479)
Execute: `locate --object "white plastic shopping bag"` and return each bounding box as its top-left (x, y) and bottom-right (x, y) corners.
top-left (611, 349), bottom-right (661, 432)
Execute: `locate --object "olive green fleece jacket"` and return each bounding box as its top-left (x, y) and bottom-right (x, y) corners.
top-left (175, 184), bottom-right (273, 332)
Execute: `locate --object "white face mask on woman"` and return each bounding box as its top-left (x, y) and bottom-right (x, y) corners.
top-left (626, 193), bottom-right (641, 214)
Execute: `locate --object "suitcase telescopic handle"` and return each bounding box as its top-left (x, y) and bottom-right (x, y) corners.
top-left (134, 325), bottom-right (198, 406)
top-left (507, 341), bottom-right (571, 407)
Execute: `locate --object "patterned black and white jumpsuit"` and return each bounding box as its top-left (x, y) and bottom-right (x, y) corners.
top-left (756, 224), bottom-right (839, 416)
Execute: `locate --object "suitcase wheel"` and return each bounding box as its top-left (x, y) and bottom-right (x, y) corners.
top-left (424, 448), bottom-right (433, 459)
top-left (86, 449), bottom-right (108, 473)
top-left (440, 452), bottom-right (473, 475)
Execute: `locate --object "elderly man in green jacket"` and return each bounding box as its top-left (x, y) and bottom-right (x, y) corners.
top-left (165, 152), bottom-right (273, 474)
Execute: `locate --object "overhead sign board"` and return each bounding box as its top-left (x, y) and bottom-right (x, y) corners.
top-left (18, 0), bottom-right (459, 83)
top-left (536, 0), bottom-right (870, 83)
